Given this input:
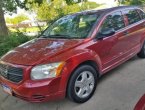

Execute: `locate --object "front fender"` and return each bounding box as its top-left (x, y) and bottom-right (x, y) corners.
top-left (58, 49), bottom-right (102, 94)
top-left (65, 50), bottom-right (102, 74)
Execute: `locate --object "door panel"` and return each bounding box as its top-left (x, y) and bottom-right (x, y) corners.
top-left (122, 9), bottom-right (143, 51)
top-left (89, 11), bottom-right (129, 71)
top-left (126, 24), bottom-right (143, 48)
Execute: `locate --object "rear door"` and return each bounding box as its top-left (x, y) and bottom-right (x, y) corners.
top-left (137, 9), bottom-right (145, 43)
top-left (121, 9), bottom-right (144, 52)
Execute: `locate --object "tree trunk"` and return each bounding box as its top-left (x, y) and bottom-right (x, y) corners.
top-left (0, 0), bottom-right (8, 37)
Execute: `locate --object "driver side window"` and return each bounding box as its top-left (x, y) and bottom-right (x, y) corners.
top-left (100, 11), bottom-right (125, 33)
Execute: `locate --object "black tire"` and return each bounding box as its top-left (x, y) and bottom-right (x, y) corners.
top-left (137, 41), bottom-right (145, 58)
top-left (67, 65), bottom-right (98, 103)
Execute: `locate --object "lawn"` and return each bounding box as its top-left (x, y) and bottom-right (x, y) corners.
top-left (9, 26), bottom-right (47, 33)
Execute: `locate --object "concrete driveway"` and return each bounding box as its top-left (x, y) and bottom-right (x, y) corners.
top-left (0, 56), bottom-right (145, 110)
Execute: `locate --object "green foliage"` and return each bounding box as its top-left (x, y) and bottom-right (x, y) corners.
top-left (6, 14), bottom-right (29, 25)
top-left (121, 0), bottom-right (145, 5)
top-left (65, 0), bottom-right (88, 5)
top-left (9, 26), bottom-right (47, 33)
top-left (2, 0), bottom-right (25, 13)
top-left (36, 0), bottom-right (61, 21)
top-left (62, 4), bottom-right (81, 15)
top-left (34, 0), bottom-right (100, 22)
top-left (130, 0), bottom-right (145, 5)
top-left (0, 33), bottom-right (30, 57)
top-left (80, 2), bottom-right (100, 11)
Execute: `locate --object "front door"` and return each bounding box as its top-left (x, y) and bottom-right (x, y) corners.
top-left (90, 11), bottom-right (129, 73)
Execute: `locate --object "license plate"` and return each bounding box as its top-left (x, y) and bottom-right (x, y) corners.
top-left (1, 83), bottom-right (12, 95)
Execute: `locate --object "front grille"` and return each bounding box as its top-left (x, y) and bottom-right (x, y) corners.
top-left (0, 64), bottom-right (23, 83)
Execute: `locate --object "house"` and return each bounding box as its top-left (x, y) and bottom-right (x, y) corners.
top-left (21, 20), bottom-right (47, 27)
top-left (6, 20), bottom-right (47, 28)
top-left (89, 0), bottom-right (118, 8)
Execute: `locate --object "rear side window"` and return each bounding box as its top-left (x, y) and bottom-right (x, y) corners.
top-left (137, 9), bottom-right (145, 19)
top-left (123, 9), bottom-right (141, 25)
top-left (100, 11), bottom-right (125, 32)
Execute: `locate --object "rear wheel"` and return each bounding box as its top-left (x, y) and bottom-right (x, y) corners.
top-left (67, 65), bottom-right (98, 103)
top-left (137, 42), bottom-right (145, 58)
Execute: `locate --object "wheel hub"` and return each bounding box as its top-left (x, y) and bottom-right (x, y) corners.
top-left (74, 71), bottom-right (95, 98)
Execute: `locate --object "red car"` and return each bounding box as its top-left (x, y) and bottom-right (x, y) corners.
top-left (0, 6), bottom-right (145, 103)
top-left (134, 94), bottom-right (145, 110)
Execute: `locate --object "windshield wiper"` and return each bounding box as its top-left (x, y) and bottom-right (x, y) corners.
top-left (41, 34), bottom-right (73, 39)
top-left (40, 35), bottom-right (48, 38)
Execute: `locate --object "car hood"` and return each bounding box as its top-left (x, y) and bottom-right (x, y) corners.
top-left (1, 38), bottom-right (82, 65)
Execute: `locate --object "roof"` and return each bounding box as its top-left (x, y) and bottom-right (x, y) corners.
top-left (73, 6), bottom-right (139, 15)
top-left (101, 6), bottom-right (138, 12)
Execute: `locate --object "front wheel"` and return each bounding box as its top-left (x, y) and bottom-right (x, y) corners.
top-left (137, 42), bottom-right (145, 58)
top-left (67, 65), bottom-right (98, 103)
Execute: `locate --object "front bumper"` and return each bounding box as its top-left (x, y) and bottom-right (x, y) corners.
top-left (0, 76), bottom-right (65, 102)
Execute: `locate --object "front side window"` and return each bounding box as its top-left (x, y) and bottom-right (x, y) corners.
top-left (42, 13), bottom-right (100, 39)
top-left (99, 11), bottom-right (125, 32)
top-left (123, 9), bottom-right (141, 25)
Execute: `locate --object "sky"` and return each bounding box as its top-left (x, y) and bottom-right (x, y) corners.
top-left (90, 0), bottom-right (118, 7)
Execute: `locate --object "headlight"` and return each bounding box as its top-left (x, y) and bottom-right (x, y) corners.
top-left (31, 62), bottom-right (65, 80)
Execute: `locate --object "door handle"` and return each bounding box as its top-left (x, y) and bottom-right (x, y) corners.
top-left (123, 31), bottom-right (129, 35)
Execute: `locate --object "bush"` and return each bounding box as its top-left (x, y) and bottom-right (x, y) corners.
top-left (0, 33), bottom-right (31, 57)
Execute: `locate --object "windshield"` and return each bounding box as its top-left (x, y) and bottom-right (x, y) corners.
top-left (42, 13), bottom-right (100, 39)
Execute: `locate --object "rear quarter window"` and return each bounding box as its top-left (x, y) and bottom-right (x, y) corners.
top-left (137, 9), bottom-right (145, 19)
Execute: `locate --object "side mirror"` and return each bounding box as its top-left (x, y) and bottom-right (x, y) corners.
top-left (97, 28), bottom-right (115, 40)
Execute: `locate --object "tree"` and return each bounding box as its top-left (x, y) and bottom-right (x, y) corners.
top-left (65, 0), bottom-right (88, 5)
top-left (130, 0), bottom-right (145, 5)
top-left (80, 2), bottom-right (100, 11)
top-left (0, 0), bottom-right (8, 36)
top-left (0, 0), bottom-right (25, 36)
top-left (35, 0), bottom-right (61, 21)
top-left (120, 0), bottom-right (145, 5)
top-left (6, 14), bottom-right (29, 25)
top-left (33, 0), bottom-right (99, 23)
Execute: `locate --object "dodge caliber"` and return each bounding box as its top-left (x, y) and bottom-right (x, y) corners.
top-left (0, 6), bottom-right (145, 103)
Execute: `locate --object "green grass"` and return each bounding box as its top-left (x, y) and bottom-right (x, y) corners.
top-left (9, 26), bottom-right (47, 33)
top-left (0, 33), bottom-right (31, 57)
